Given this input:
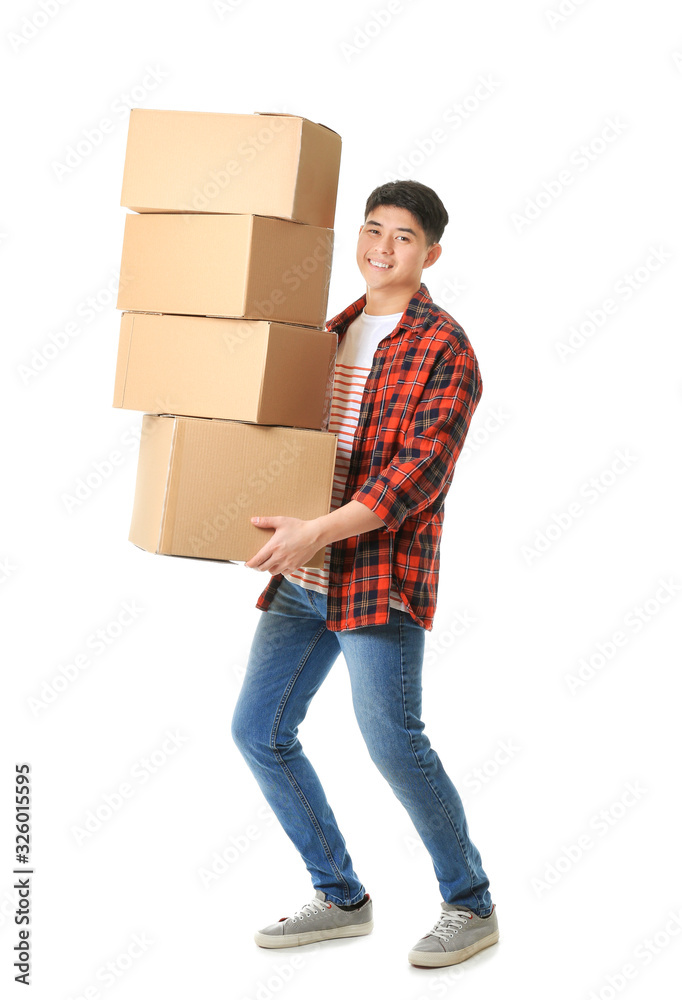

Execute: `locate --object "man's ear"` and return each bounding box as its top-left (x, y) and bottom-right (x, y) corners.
top-left (422, 243), bottom-right (442, 269)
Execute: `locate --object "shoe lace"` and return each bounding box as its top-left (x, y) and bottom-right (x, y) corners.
top-left (288, 896), bottom-right (330, 923)
top-left (429, 908), bottom-right (473, 942)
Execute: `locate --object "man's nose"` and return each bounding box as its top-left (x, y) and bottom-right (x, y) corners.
top-left (374, 236), bottom-right (393, 253)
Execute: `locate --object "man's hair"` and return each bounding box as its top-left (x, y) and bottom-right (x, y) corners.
top-left (364, 180), bottom-right (449, 246)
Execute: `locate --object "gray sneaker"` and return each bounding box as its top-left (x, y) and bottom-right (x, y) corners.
top-left (408, 901), bottom-right (499, 967)
top-left (254, 890), bottom-right (373, 949)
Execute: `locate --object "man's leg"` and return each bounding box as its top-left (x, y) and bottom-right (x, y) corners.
top-left (337, 608), bottom-right (493, 915)
top-left (231, 578), bottom-right (366, 905)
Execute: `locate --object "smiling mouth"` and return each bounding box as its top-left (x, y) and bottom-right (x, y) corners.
top-left (368, 258), bottom-right (392, 269)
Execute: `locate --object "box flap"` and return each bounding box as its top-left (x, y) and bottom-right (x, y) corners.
top-left (112, 313), bottom-right (134, 407)
top-left (128, 415), bottom-right (177, 553)
top-left (253, 111), bottom-right (341, 137)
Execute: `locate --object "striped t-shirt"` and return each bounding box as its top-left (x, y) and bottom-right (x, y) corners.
top-left (283, 308), bottom-right (411, 613)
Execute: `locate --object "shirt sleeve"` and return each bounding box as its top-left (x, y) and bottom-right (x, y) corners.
top-left (350, 347), bottom-right (482, 532)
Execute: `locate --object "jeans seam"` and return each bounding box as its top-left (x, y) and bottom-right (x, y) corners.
top-left (269, 624), bottom-right (358, 905)
top-left (398, 616), bottom-right (487, 915)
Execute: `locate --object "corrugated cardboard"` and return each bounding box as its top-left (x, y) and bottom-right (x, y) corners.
top-left (113, 312), bottom-right (338, 430)
top-left (116, 214), bottom-right (333, 328)
top-left (129, 415), bottom-right (337, 568)
top-left (120, 109), bottom-right (342, 229)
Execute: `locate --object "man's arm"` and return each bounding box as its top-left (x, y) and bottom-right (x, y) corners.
top-left (349, 346), bottom-right (482, 532)
top-left (312, 499), bottom-right (386, 547)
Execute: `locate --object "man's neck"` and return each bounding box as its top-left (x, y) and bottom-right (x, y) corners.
top-left (364, 283), bottom-right (420, 316)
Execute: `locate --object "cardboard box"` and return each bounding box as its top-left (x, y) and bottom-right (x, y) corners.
top-left (129, 415), bottom-right (337, 568)
top-left (120, 109), bottom-right (342, 229)
top-left (113, 312), bottom-right (337, 430)
top-left (116, 214), bottom-right (333, 328)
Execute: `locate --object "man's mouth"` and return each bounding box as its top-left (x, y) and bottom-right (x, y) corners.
top-left (368, 258), bottom-right (392, 270)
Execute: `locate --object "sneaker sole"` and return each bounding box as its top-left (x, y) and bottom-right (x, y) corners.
top-left (408, 928), bottom-right (499, 967)
top-left (255, 920), bottom-right (374, 949)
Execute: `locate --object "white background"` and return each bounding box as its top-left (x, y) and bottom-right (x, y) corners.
top-left (3, 1), bottom-right (681, 998)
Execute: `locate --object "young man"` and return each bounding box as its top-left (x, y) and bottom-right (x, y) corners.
top-left (231, 180), bottom-right (498, 968)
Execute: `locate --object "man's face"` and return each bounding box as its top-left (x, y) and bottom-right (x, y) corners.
top-left (356, 203), bottom-right (441, 298)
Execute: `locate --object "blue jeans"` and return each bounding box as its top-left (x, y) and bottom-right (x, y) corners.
top-left (231, 576), bottom-right (493, 915)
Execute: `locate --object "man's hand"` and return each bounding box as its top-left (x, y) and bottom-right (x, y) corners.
top-left (245, 515), bottom-right (323, 575)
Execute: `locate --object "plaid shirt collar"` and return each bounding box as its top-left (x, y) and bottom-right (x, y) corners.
top-left (326, 282), bottom-right (435, 339)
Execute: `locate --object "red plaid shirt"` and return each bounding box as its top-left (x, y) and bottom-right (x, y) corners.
top-left (255, 283), bottom-right (483, 631)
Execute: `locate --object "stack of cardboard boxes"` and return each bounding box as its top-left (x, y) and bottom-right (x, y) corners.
top-left (113, 109), bottom-right (342, 568)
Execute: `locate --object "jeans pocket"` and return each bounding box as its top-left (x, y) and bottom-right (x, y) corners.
top-left (268, 576), bottom-right (320, 619)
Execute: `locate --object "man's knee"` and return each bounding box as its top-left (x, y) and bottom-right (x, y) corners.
top-left (230, 703), bottom-right (263, 754)
top-left (358, 722), bottom-right (406, 774)
top-left (231, 704), bottom-right (292, 760)
top-left (357, 713), bottom-right (430, 778)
